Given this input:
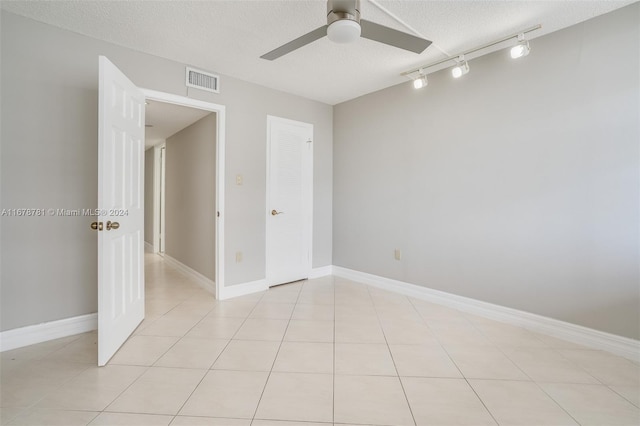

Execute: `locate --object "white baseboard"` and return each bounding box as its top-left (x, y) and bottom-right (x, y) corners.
top-left (332, 266), bottom-right (640, 361)
top-left (309, 265), bottom-right (333, 279)
top-left (0, 313), bottom-right (97, 352)
top-left (162, 254), bottom-right (216, 295)
top-left (144, 241), bottom-right (154, 252)
top-left (220, 279), bottom-right (268, 300)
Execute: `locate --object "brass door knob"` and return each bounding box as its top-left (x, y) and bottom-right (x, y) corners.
top-left (90, 221), bottom-right (103, 231)
top-left (271, 210), bottom-right (284, 216)
top-left (106, 221), bottom-right (120, 230)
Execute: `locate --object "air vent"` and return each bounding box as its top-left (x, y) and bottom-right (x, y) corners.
top-left (185, 67), bottom-right (220, 93)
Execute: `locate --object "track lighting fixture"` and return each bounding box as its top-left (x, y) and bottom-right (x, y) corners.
top-left (413, 69), bottom-right (428, 89)
top-left (400, 24), bottom-right (541, 86)
top-left (510, 33), bottom-right (531, 59)
top-left (451, 56), bottom-right (470, 79)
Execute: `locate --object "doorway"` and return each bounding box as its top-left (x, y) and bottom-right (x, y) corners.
top-left (142, 89), bottom-right (226, 299)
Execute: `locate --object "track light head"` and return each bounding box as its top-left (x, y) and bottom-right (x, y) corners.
top-left (413, 70), bottom-right (428, 89)
top-left (452, 56), bottom-right (469, 78)
top-left (510, 34), bottom-right (530, 59)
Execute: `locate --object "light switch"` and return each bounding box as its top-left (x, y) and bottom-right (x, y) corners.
top-left (394, 249), bottom-right (401, 261)
top-left (236, 251), bottom-right (243, 263)
top-left (236, 174), bottom-right (243, 185)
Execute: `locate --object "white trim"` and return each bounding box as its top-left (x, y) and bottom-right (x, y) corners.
top-left (141, 89), bottom-right (225, 300)
top-left (162, 254), bottom-right (215, 295)
top-left (219, 279), bottom-right (268, 300)
top-left (152, 142), bottom-right (166, 254)
top-left (309, 265), bottom-right (333, 279)
top-left (265, 115), bottom-right (314, 287)
top-left (144, 241), bottom-right (153, 252)
top-left (332, 266), bottom-right (640, 361)
top-left (0, 313), bottom-right (97, 352)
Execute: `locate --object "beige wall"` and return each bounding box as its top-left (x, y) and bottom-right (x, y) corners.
top-left (165, 114), bottom-right (216, 281)
top-left (0, 12), bottom-right (333, 331)
top-left (333, 4), bottom-right (639, 339)
top-left (144, 147), bottom-right (154, 245)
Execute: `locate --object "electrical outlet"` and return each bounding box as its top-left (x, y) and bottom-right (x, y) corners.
top-left (236, 251), bottom-right (243, 262)
top-left (236, 174), bottom-right (243, 185)
top-left (394, 249), bottom-right (401, 261)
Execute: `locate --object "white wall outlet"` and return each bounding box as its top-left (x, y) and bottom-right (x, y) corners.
top-left (394, 249), bottom-right (401, 261)
top-left (236, 174), bottom-right (243, 185)
top-left (236, 251), bottom-right (243, 262)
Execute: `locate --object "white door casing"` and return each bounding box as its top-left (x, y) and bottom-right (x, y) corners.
top-left (98, 56), bottom-right (145, 366)
top-left (266, 116), bottom-right (313, 286)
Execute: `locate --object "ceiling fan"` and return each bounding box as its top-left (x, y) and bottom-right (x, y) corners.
top-left (261, 0), bottom-right (432, 60)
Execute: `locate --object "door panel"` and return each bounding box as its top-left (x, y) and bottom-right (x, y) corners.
top-left (98, 56), bottom-right (145, 366)
top-left (266, 116), bottom-right (313, 286)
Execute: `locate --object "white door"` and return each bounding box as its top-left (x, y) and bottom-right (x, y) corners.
top-left (98, 56), bottom-right (145, 366)
top-left (266, 116), bottom-right (313, 286)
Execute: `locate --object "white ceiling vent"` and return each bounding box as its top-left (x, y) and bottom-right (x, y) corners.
top-left (186, 67), bottom-right (219, 93)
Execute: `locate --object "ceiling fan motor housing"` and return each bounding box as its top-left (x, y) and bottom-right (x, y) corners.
top-left (327, 0), bottom-right (361, 25)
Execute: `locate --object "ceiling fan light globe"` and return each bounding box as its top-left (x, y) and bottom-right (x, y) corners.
top-left (327, 19), bottom-right (361, 44)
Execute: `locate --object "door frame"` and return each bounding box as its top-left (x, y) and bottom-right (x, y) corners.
top-left (142, 88), bottom-right (226, 299)
top-left (265, 115), bottom-right (314, 286)
top-left (152, 141), bottom-right (166, 254)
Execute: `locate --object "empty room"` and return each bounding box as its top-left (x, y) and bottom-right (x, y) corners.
top-left (0, 1), bottom-right (638, 425)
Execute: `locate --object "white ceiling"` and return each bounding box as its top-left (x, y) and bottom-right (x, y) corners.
top-left (145, 100), bottom-right (212, 148)
top-left (2, 0), bottom-right (634, 105)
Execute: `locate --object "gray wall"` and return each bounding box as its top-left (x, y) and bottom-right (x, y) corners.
top-left (333, 4), bottom-right (639, 339)
top-left (165, 113), bottom-right (216, 281)
top-left (144, 147), bottom-right (155, 245)
top-left (0, 12), bottom-right (333, 331)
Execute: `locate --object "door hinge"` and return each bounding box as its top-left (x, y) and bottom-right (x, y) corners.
top-left (217, 211), bottom-right (220, 217)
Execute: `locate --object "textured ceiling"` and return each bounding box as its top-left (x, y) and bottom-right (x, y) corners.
top-left (1, 0), bottom-right (634, 105)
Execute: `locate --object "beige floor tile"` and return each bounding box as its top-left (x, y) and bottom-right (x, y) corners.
top-left (532, 333), bottom-right (592, 350)
top-left (169, 298), bottom-right (218, 317)
top-left (610, 385), bottom-right (640, 407)
top-left (7, 408), bottom-right (98, 426)
top-left (0, 407), bottom-right (24, 424)
top-left (171, 416), bottom-right (251, 425)
top-left (106, 367), bottom-right (206, 415)
top-left (540, 383), bottom-right (640, 425)
top-left (470, 379), bottom-right (578, 425)
top-left (559, 349), bottom-right (640, 386)
top-left (444, 345), bottom-right (529, 380)
top-left (503, 347), bottom-right (599, 384)
top-left (255, 372), bottom-right (333, 423)
top-left (284, 320), bottom-right (334, 343)
top-left (35, 365), bottom-right (147, 411)
top-left (296, 291), bottom-right (335, 305)
top-left (292, 303), bottom-right (334, 321)
top-left (234, 319), bottom-right (288, 341)
top-left (212, 340), bottom-right (280, 371)
top-left (272, 342), bottom-right (333, 374)
top-left (252, 421), bottom-right (330, 426)
top-left (179, 370), bottom-right (268, 418)
top-left (207, 301), bottom-right (258, 318)
top-left (428, 322), bottom-right (493, 346)
top-left (261, 288), bottom-right (301, 304)
top-left (376, 306), bottom-right (423, 323)
top-left (249, 303), bottom-right (295, 320)
top-left (154, 337), bottom-right (227, 369)
top-left (477, 323), bottom-right (549, 348)
top-left (335, 343), bottom-right (396, 376)
top-left (389, 344), bottom-right (462, 378)
top-left (109, 335), bottom-right (179, 366)
top-left (137, 315), bottom-right (203, 337)
top-left (0, 335), bottom-right (82, 363)
top-left (88, 412), bottom-right (172, 425)
top-left (412, 301), bottom-right (467, 321)
top-left (46, 332), bottom-right (98, 364)
top-left (380, 320), bottom-right (439, 345)
top-left (334, 375), bottom-right (414, 426)
top-left (185, 317), bottom-right (244, 339)
top-left (334, 304), bottom-right (378, 321)
top-left (1, 382), bottom-right (59, 408)
top-left (402, 377), bottom-right (496, 425)
top-left (335, 320), bottom-right (385, 343)
top-left (334, 293), bottom-right (373, 306)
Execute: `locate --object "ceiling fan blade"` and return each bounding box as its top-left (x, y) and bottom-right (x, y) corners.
top-left (360, 19), bottom-right (431, 54)
top-left (261, 25), bottom-right (328, 60)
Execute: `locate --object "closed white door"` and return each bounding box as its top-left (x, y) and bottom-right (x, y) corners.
top-left (266, 116), bottom-right (313, 286)
top-left (98, 56), bottom-right (145, 366)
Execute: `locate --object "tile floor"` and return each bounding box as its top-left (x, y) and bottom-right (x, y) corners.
top-left (1, 253), bottom-right (639, 425)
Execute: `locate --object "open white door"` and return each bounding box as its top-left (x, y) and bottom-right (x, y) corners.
top-left (98, 56), bottom-right (145, 366)
top-left (266, 116), bottom-right (313, 286)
